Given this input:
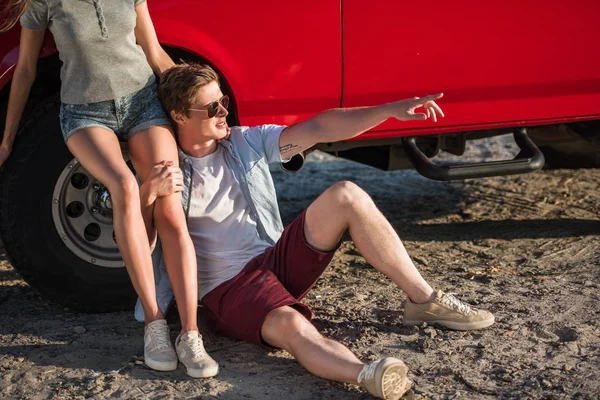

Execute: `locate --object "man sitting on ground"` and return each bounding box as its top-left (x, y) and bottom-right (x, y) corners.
top-left (136, 62), bottom-right (495, 399)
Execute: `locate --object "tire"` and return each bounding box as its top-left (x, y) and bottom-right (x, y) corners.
top-left (0, 95), bottom-right (136, 312)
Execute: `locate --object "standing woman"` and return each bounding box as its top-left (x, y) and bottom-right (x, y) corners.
top-left (0, 0), bottom-right (218, 377)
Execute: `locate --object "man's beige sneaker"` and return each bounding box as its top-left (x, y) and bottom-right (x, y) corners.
top-left (144, 319), bottom-right (177, 371)
top-left (175, 330), bottom-right (219, 378)
top-left (358, 358), bottom-right (412, 400)
top-left (403, 290), bottom-right (495, 330)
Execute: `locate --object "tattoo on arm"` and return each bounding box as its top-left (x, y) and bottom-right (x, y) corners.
top-left (280, 143), bottom-right (302, 155)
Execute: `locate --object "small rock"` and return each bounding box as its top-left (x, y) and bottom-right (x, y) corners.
top-left (563, 364), bottom-right (573, 372)
top-left (534, 328), bottom-right (559, 343)
top-left (424, 327), bottom-right (437, 339)
top-left (420, 322), bottom-right (428, 329)
top-left (15, 357), bottom-right (25, 363)
top-left (74, 326), bottom-right (86, 334)
top-left (412, 385), bottom-right (432, 395)
top-left (134, 360), bottom-right (144, 365)
top-left (542, 379), bottom-right (552, 388)
top-left (355, 294), bottom-right (367, 302)
top-left (413, 256), bottom-right (429, 266)
top-left (565, 342), bottom-right (579, 354)
top-left (529, 362), bottom-right (541, 370)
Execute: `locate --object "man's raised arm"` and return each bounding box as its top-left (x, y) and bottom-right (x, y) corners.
top-left (278, 93), bottom-right (445, 159)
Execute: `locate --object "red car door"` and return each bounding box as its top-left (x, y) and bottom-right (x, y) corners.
top-left (342, 0), bottom-right (600, 139)
top-left (151, 0), bottom-right (342, 127)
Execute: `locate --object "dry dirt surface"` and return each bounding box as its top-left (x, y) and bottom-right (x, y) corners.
top-left (1, 140), bottom-right (599, 399)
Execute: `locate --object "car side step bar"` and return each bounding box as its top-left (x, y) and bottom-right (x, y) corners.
top-left (402, 127), bottom-right (545, 181)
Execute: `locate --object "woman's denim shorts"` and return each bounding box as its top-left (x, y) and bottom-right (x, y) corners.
top-left (59, 82), bottom-right (172, 142)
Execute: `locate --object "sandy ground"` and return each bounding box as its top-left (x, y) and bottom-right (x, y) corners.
top-left (1, 136), bottom-right (599, 399)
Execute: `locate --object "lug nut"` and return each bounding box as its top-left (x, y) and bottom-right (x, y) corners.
top-left (91, 207), bottom-right (99, 214)
top-left (92, 183), bottom-right (101, 191)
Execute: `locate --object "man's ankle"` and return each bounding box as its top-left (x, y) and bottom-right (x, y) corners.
top-left (407, 289), bottom-right (436, 304)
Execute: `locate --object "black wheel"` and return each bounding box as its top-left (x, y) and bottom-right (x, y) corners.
top-left (529, 123), bottom-right (600, 169)
top-left (0, 95), bottom-right (135, 312)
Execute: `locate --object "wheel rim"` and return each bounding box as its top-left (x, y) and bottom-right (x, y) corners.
top-left (52, 157), bottom-right (127, 268)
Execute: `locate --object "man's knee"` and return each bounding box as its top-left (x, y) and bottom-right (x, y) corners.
top-left (327, 181), bottom-right (372, 211)
top-left (262, 306), bottom-right (317, 351)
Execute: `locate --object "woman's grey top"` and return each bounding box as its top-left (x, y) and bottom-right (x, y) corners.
top-left (21, 0), bottom-right (155, 104)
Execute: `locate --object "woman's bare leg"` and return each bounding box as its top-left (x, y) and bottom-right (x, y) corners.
top-left (66, 128), bottom-right (162, 323)
top-left (128, 126), bottom-right (198, 333)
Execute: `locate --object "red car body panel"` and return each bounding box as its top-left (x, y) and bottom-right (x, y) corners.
top-left (342, 1), bottom-right (600, 139)
top-left (1, 0), bottom-right (599, 141)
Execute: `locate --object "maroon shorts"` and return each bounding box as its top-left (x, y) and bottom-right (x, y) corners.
top-left (200, 210), bottom-right (340, 346)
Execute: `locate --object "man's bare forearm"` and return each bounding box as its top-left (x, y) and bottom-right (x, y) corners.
top-left (278, 104), bottom-right (393, 158)
top-left (304, 104), bottom-right (394, 143)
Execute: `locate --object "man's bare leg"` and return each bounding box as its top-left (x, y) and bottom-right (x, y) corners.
top-left (262, 306), bottom-right (412, 398)
top-left (304, 181), bottom-right (435, 303)
top-left (262, 306), bottom-right (364, 383)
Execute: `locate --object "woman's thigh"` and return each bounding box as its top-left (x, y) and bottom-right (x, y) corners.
top-left (66, 127), bottom-right (134, 190)
top-left (127, 125), bottom-right (178, 182)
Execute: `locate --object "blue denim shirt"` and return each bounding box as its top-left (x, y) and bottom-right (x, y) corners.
top-left (134, 125), bottom-right (287, 321)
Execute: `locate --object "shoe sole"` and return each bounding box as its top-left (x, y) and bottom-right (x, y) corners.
top-left (144, 358), bottom-right (178, 372)
top-left (403, 315), bottom-right (495, 331)
top-left (186, 363), bottom-right (220, 378)
top-left (380, 361), bottom-right (412, 400)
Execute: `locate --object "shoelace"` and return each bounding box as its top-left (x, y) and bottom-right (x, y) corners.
top-left (148, 323), bottom-right (170, 350)
top-left (187, 335), bottom-right (206, 359)
top-left (438, 292), bottom-right (473, 315)
top-left (357, 360), bottom-right (380, 385)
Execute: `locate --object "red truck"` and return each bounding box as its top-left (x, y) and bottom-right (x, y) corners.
top-left (1, 1), bottom-right (599, 312)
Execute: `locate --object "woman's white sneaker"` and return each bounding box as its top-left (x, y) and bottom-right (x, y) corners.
top-left (144, 319), bottom-right (177, 371)
top-left (175, 330), bottom-right (219, 378)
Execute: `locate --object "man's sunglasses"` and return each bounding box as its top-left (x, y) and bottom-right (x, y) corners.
top-left (188, 95), bottom-right (230, 118)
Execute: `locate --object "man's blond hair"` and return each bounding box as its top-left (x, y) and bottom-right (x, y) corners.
top-left (158, 62), bottom-right (221, 118)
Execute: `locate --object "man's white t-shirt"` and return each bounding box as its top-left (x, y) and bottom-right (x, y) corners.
top-left (186, 145), bottom-right (271, 299)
